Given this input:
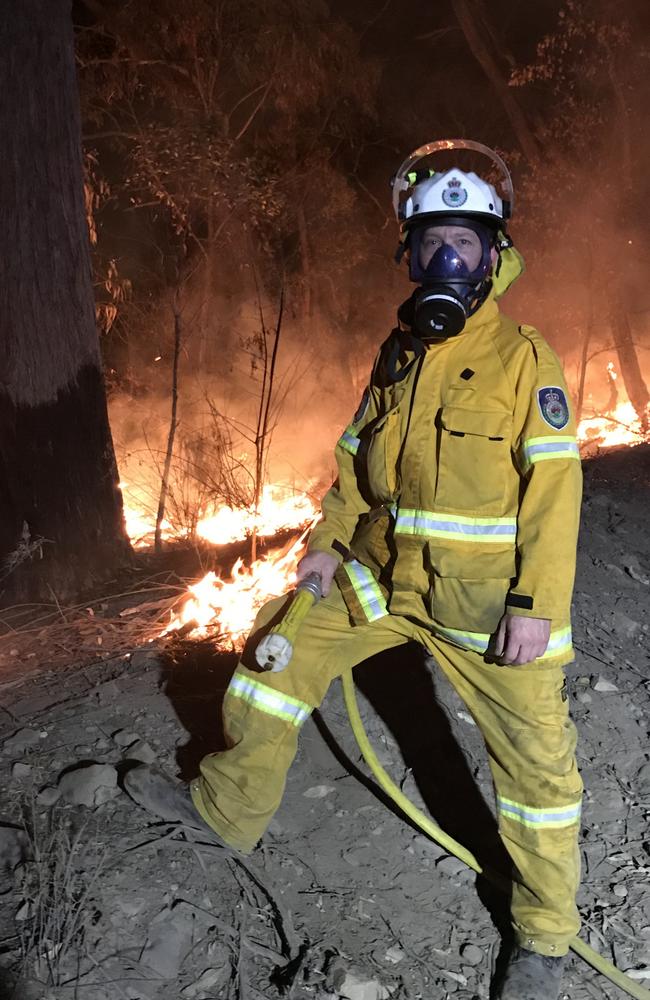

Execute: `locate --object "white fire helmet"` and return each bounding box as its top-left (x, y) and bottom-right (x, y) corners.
top-left (401, 168), bottom-right (505, 230)
top-left (392, 138), bottom-right (514, 234)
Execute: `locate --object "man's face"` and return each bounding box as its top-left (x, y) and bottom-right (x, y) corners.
top-left (418, 224), bottom-right (486, 273)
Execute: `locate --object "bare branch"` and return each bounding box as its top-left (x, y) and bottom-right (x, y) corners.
top-left (233, 76), bottom-right (275, 143)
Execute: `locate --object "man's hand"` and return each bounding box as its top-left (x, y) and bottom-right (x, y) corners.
top-left (296, 550), bottom-right (339, 596)
top-left (493, 613), bottom-right (551, 665)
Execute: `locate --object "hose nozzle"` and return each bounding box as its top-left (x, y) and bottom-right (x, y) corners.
top-left (254, 572), bottom-right (322, 672)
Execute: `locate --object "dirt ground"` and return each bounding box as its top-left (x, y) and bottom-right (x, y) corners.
top-left (0, 445), bottom-right (649, 1000)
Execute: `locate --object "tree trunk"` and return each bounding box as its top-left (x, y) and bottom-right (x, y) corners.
top-left (251, 291), bottom-right (284, 563)
top-left (574, 241), bottom-right (596, 426)
top-left (0, 0), bottom-right (130, 601)
top-left (155, 295), bottom-right (182, 553)
top-left (452, 0), bottom-right (540, 164)
top-left (574, 322), bottom-right (592, 428)
top-left (198, 203), bottom-right (215, 376)
top-left (297, 205), bottom-right (313, 320)
top-left (608, 287), bottom-right (649, 432)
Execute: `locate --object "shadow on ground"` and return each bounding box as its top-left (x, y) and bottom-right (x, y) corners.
top-left (352, 643), bottom-right (515, 983)
top-left (160, 642), bottom-right (239, 778)
top-left (160, 634), bottom-right (514, 959)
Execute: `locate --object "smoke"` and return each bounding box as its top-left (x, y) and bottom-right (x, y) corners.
top-left (505, 180), bottom-right (650, 421)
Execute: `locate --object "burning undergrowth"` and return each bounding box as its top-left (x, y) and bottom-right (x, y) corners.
top-left (1, 343), bottom-right (647, 679)
top-left (577, 361), bottom-right (649, 452)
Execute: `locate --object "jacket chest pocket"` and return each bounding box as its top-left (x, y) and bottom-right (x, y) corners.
top-left (435, 406), bottom-right (512, 512)
top-left (365, 406), bottom-right (401, 503)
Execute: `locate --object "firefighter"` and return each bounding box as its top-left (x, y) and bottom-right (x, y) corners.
top-left (126, 141), bottom-right (583, 1000)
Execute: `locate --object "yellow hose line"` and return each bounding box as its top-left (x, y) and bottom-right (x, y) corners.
top-left (341, 669), bottom-right (650, 1000)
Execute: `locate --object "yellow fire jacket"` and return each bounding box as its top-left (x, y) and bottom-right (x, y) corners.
top-left (308, 289), bottom-right (583, 663)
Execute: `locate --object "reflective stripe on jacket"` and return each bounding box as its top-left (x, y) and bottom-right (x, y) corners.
top-left (308, 291), bottom-right (582, 651)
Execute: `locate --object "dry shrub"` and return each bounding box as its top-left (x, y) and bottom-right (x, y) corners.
top-left (125, 402), bottom-right (256, 544)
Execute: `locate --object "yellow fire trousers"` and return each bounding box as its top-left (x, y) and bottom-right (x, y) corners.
top-left (191, 584), bottom-right (582, 957)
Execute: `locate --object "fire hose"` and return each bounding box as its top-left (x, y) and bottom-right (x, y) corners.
top-left (255, 575), bottom-right (650, 1000)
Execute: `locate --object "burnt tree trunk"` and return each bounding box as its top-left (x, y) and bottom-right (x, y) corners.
top-left (297, 205), bottom-right (313, 321)
top-left (452, 0), bottom-right (540, 164)
top-left (608, 288), bottom-right (650, 433)
top-left (0, 0), bottom-right (130, 601)
top-left (155, 295), bottom-right (183, 553)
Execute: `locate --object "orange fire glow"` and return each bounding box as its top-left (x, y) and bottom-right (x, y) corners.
top-left (162, 535), bottom-right (309, 645)
top-left (119, 359), bottom-right (646, 648)
top-left (195, 486), bottom-right (316, 546)
top-left (121, 483), bottom-right (316, 551)
top-left (577, 362), bottom-right (648, 450)
top-left (119, 484), bottom-right (318, 645)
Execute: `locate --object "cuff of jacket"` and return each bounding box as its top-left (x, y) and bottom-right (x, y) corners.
top-left (504, 606), bottom-right (553, 620)
top-left (306, 538), bottom-right (349, 563)
top-left (505, 592), bottom-right (553, 620)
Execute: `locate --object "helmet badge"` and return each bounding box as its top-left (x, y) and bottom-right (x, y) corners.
top-left (442, 177), bottom-right (468, 208)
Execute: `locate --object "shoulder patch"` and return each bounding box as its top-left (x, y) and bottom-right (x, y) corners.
top-left (352, 387), bottom-right (370, 425)
top-left (537, 386), bottom-right (570, 430)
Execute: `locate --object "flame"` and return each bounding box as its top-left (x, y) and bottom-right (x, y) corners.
top-left (162, 538), bottom-right (306, 645)
top-left (119, 483), bottom-right (172, 547)
top-left (119, 478), bottom-right (319, 644)
top-left (120, 486), bottom-right (320, 646)
top-left (121, 483), bottom-right (316, 551)
top-left (195, 486), bottom-right (316, 545)
top-left (577, 362), bottom-right (649, 450)
top-left (577, 400), bottom-right (646, 448)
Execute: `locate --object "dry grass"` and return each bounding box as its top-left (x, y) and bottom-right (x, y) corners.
top-left (0, 579), bottom-right (187, 686)
top-left (15, 802), bottom-right (108, 988)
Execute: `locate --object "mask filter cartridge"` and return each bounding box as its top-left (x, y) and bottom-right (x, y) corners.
top-left (413, 286), bottom-right (467, 339)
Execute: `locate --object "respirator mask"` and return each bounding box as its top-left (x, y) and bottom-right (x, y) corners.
top-left (407, 219), bottom-right (495, 339)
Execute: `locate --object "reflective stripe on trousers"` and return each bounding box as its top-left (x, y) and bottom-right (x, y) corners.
top-left (497, 795), bottom-right (581, 830)
top-left (228, 674), bottom-right (311, 726)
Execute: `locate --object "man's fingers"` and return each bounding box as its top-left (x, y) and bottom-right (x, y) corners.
top-left (495, 615), bottom-right (551, 665)
top-left (296, 552), bottom-right (338, 596)
top-left (500, 637), bottom-right (522, 665)
top-left (494, 617), bottom-right (507, 657)
top-left (508, 641), bottom-right (546, 666)
top-left (295, 559), bottom-right (314, 581)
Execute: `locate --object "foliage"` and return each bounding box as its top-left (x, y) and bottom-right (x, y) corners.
top-left (77, 0), bottom-right (380, 293)
top-left (506, 3), bottom-right (647, 292)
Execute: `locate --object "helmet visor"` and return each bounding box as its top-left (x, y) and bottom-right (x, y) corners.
top-left (392, 138), bottom-right (514, 224)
